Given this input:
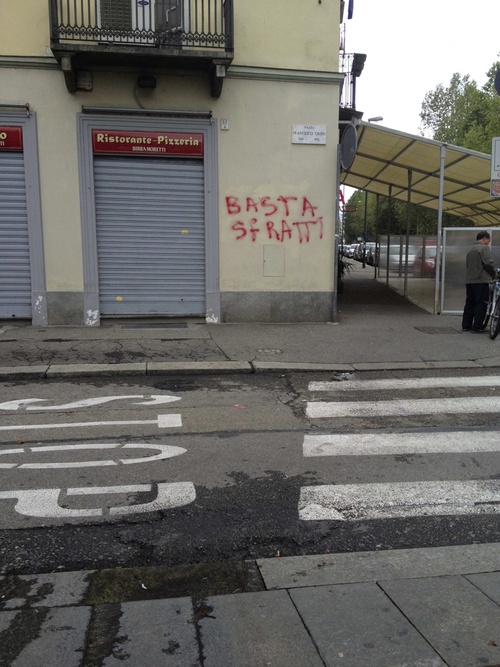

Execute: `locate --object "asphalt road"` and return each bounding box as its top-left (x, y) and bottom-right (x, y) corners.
top-left (1, 369), bottom-right (500, 575)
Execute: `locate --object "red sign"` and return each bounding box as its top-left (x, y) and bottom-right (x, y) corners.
top-left (0, 127), bottom-right (23, 151)
top-left (92, 129), bottom-right (204, 157)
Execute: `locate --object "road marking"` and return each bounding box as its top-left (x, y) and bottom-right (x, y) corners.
top-left (299, 480), bottom-right (500, 521)
top-left (0, 395), bottom-right (181, 411)
top-left (306, 396), bottom-right (500, 419)
top-left (309, 376), bottom-right (500, 393)
top-left (0, 443), bottom-right (187, 469)
top-left (0, 482), bottom-right (196, 518)
top-left (303, 432), bottom-right (500, 457)
top-left (0, 413), bottom-right (182, 431)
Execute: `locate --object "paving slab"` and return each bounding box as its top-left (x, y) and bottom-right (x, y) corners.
top-left (290, 582), bottom-right (445, 667)
top-left (200, 590), bottom-right (324, 667)
top-left (257, 543), bottom-right (500, 589)
top-left (466, 571), bottom-right (500, 605)
top-left (0, 571), bottom-right (92, 610)
top-left (90, 598), bottom-right (199, 667)
top-left (380, 575), bottom-right (500, 667)
top-left (0, 606), bottom-right (91, 667)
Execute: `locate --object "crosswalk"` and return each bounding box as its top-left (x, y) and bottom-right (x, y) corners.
top-left (299, 375), bottom-right (500, 522)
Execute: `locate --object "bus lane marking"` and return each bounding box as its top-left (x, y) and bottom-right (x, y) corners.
top-left (0, 482), bottom-right (196, 518)
top-left (0, 395), bottom-right (181, 411)
top-left (0, 413), bottom-right (182, 431)
top-left (0, 443), bottom-right (187, 469)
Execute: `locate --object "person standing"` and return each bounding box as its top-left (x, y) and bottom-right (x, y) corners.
top-left (462, 231), bottom-right (496, 332)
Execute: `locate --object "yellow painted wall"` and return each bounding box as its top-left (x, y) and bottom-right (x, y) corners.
top-left (234, 0), bottom-right (339, 71)
top-left (0, 1), bottom-right (49, 56)
top-left (1, 0), bottom-right (340, 69)
top-left (213, 77), bottom-right (338, 291)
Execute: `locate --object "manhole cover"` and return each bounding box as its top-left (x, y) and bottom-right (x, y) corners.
top-left (414, 326), bottom-right (462, 335)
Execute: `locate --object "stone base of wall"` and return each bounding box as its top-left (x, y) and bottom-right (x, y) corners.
top-left (46, 292), bottom-right (85, 325)
top-left (221, 291), bottom-right (333, 322)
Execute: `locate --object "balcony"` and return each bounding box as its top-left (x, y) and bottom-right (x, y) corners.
top-left (48, 0), bottom-right (234, 96)
top-left (339, 52), bottom-right (366, 121)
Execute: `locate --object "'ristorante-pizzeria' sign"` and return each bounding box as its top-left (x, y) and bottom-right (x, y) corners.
top-left (92, 129), bottom-right (204, 157)
top-left (0, 127), bottom-right (23, 151)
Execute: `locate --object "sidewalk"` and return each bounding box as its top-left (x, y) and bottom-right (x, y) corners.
top-left (1, 543), bottom-right (500, 666)
top-left (1, 270), bottom-right (500, 379)
top-left (2, 272), bottom-right (500, 666)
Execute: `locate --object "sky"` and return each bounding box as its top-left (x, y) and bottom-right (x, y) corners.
top-left (343, 0), bottom-right (500, 136)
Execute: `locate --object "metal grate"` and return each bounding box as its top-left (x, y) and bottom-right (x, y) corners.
top-left (414, 327), bottom-right (463, 335)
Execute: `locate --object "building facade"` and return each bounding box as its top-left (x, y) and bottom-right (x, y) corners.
top-left (0, 0), bottom-right (343, 325)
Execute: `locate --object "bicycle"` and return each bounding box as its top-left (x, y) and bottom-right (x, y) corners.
top-left (483, 268), bottom-right (500, 339)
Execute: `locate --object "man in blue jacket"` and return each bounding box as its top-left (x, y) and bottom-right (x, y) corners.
top-left (462, 231), bottom-right (496, 332)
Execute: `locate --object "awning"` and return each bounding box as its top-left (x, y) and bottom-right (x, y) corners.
top-left (341, 121), bottom-right (500, 227)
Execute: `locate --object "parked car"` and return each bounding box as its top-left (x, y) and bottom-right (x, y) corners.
top-left (365, 242), bottom-right (377, 266)
top-left (413, 246), bottom-right (437, 278)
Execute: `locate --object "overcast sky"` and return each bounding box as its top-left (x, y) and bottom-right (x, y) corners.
top-left (343, 0), bottom-right (500, 136)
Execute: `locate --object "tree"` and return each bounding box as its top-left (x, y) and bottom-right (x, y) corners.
top-left (419, 58), bottom-right (500, 153)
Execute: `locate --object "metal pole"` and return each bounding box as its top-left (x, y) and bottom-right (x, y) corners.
top-left (386, 185), bottom-right (392, 285)
top-left (404, 169), bottom-right (412, 296)
top-left (435, 144), bottom-right (446, 314)
top-left (374, 193), bottom-right (379, 279)
top-left (362, 189), bottom-right (368, 268)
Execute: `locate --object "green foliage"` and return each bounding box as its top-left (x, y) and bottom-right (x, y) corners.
top-left (343, 191), bottom-right (467, 243)
top-left (419, 57), bottom-right (500, 153)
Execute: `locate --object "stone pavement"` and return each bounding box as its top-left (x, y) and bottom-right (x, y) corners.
top-left (1, 270), bottom-right (500, 665)
top-left (1, 269), bottom-right (500, 378)
top-left (1, 543), bottom-right (500, 666)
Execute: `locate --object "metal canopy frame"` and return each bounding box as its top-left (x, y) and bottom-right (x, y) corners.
top-left (341, 121), bottom-right (500, 227)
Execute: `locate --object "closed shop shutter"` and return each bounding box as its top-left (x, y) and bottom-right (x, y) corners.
top-left (94, 155), bottom-right (205, 316)
top-left (0, 152), bottom-right (31, 318)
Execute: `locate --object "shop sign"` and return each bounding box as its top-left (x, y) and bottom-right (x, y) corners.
top-left (92, 129), bottom-right (204, 157)
top-left (0, 126), bottom-right (23, 151)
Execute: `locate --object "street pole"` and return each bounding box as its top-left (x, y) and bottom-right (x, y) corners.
top-left (362, 189), bottom-right (368, 268)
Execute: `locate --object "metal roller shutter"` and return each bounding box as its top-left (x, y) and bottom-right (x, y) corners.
top-left (0, 152), bottom-right (31, 318)
top-left (94, 155), bottom-right (205, 316)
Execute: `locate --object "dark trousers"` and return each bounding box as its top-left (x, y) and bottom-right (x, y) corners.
top-left (462, 283), bottom-right (490, 330)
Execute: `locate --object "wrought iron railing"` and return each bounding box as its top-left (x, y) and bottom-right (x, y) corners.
top-left (49, 0), bottom-right (234, 51)
top-left (339, 52), bottom-right (366, 110)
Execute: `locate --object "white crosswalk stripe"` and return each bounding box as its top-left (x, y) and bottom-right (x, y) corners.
top-left (301, 375), bottom-right (500, 522)
top-left (303, 432), bottom-right (500, 457)
top-left (298, 480), bottom-right (500, 521)
top-left (306, 396), bottom-right (500, 419)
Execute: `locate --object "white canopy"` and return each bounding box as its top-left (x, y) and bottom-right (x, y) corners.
top-left (341, 122), bottom-right (500, 227)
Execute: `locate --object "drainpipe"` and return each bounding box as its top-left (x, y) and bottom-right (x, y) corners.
top-left (332, 143), bottom-right (342, 322)
top-left (435, 144), bottom-right (446, 314)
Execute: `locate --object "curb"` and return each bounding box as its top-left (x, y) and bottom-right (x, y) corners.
top-left (1, 359), bottom-right (499, 380)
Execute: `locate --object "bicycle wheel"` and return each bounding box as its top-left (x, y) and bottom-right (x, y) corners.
top-left (490, 300), bottom-right (500, 339)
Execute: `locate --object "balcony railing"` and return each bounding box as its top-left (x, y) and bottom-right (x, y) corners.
top-left (339, 52), bottom-right (366, 111)
top-left (49, 0), bottom-right (234, 94)
top-left (49, 0), bottom-right (233, 51)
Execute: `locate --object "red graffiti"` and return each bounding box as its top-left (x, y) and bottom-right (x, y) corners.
top-left (227, 195), bottom-right (325, 243)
